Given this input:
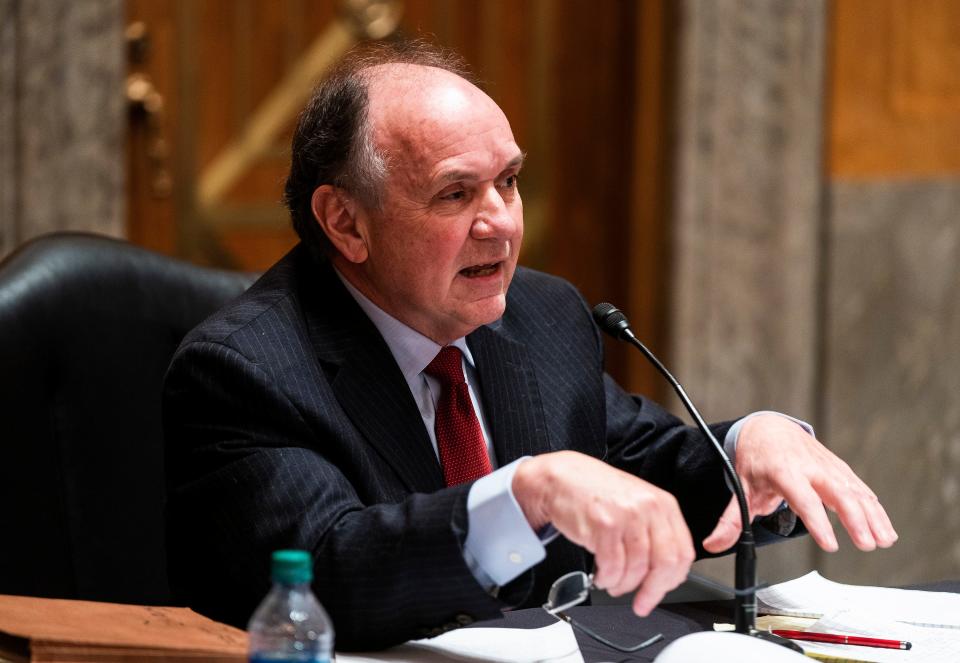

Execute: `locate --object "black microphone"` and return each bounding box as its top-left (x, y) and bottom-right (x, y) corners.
top-left (592, 303), bottom-right (799, 650)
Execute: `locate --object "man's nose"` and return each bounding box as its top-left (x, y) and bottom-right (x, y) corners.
top-left (471, 184), bottom-right (519, 239)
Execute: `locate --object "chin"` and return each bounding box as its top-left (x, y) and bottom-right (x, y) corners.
top-left (467, 296), bottom-right (508, 328)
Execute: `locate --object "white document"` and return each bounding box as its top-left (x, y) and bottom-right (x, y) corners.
top-left (756, 571), bottom-right (960, 628)
top-left (797, 609), bottom-right (960, 663)
top-left (336, 620), bottom-right (583, 663)
top-left (653, 631), bottom-right (808, 663)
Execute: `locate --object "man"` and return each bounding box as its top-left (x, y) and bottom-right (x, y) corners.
top-left (163, 42), bottom-right (896, 650)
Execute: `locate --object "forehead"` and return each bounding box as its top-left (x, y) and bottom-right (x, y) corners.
top-left (364, 64), bottom-right (521, 180)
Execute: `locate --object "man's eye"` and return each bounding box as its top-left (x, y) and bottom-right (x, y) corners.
top-left (499, 174), bottom-right (519, 189)
top-left (439, 188), bottom-right (466, 201)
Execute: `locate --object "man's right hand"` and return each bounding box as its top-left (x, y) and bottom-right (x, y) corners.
top-left (512, 451), bottom-right (694, 616)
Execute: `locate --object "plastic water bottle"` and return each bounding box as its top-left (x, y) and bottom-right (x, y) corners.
top-left (248, 550), bottom-right (334, 663)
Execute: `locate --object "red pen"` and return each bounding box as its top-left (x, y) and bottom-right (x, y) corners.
top-left (772, 629), bottom-right (912, 650)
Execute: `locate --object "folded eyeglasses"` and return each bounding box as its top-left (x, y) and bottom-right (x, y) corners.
top-left (541, 571), bottom-right (664, 653)
top-left (542, 570), bottom-right (772, 654)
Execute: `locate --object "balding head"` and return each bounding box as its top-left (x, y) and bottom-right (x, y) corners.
top-left (361, 63), bottom-right (511, 194)
top-left (284, 41), bottom-right (475, 260)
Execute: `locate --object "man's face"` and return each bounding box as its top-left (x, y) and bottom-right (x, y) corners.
top-left (350, 66), bottom-right (524, 344)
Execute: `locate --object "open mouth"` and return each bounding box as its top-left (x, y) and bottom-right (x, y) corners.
top-left (459, 262), bottom-right (501, 278)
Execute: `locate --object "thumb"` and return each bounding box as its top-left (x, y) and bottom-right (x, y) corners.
top-left (703, 495), bottom-right (741, 553)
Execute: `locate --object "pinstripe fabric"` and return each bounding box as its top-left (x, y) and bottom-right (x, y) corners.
top-left (162, 244), bottom-right (734, 650)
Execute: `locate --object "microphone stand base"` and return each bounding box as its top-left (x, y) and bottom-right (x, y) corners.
top-left (747, 629), bottom-right (805, 653)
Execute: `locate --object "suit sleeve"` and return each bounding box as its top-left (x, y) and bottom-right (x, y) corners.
top-left (601, 374), bottom-right (735, 556)
top-left (574, 290), bottom-right (805, 553)
top-left (553, 283), bottom-right (734, 554)
top-left (163, 340), bottom-right (514, 650)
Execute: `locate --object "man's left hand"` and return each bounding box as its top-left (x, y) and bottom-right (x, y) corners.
top-left (702, 414), bottom-right (898, 554)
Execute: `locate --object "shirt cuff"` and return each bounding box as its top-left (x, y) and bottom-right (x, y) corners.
top-left (723, 411), bottom-right (814, 528)
top-left (723, 410), bottom-right (815, 466)
top-left (463, 457), bottom-right (547, 590)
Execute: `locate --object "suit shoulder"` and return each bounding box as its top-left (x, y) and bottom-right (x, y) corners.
top-left (177, 248), bottom-right (306, 352)
top-left (501, 267), bottom-right (598, 346)
top-left (507, 267), bottom-right (590, 318)
top-left (509, 266), bottom-right (584, 303)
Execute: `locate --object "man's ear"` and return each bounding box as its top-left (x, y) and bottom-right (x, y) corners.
top-left (310, 185), bottom-right (369, 263)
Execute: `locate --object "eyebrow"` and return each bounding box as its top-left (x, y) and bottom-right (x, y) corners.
top-left (435, 153), bottom-right (526, 186)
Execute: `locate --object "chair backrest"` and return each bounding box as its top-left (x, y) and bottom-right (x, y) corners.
top-left (0, 233), bottom-right (256, 605)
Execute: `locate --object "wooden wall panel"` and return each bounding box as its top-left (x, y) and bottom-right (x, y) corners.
top-left (829, 0), bottom-right (960, 177)
top-left (627, 0), bottom-right (675, 397)
top-left (124, 1), bottom-right (675, 396)
top-left (544, 0), bottom-right (639, 389)
top-left (891, 1), bottom-right (960, 114)
top-left (126, 0), bottom-right (178, 254)
top-left (195, 0), bottom-right (239, 168)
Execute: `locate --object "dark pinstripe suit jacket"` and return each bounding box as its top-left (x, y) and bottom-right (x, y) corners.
top-left (162, 244), bottom-right (733, 649)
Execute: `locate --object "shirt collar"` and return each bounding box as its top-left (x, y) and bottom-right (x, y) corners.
top-left (334, 269), bottom-right (477, 381)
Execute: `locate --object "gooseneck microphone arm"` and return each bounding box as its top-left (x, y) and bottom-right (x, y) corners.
top-left (591, 303), bottom-right (759, 635)
top-left (592, 303), bottom-right (750, 529)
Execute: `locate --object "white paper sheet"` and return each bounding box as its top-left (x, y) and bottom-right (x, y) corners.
top-left (756, 571), bottom-right (960, 628)
top-left (796, 609), bottom-right (960, 663)
top-left (653, 631), bottom-right (809, 663)
top-left (336, 620), bottom-right (583, 663)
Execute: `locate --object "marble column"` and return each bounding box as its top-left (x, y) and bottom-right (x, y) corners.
top-left (821, 181), bottom-right (960, 584)
top-left (0, 0), bottom-right (17, 254)
top-left (0, 0), bottom-right (125, 258)
top-left (671, 0), bottom-right (826, 581)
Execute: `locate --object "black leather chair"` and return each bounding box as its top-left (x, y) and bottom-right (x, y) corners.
top-left (0, 233), bottom-right (256, 605)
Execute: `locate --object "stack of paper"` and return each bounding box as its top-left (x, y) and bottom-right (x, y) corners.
top-left (0, 595), bottom-right (246, 662)
top-left (757, 571), bottom-right (960, 627)
top-left (337, 621), bottom-right (583, 663)
top-left (755, 572), bottom-right (960, 663)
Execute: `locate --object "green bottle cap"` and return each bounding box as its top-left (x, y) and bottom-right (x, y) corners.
top-left (271, 549), bottom-right (313, 584)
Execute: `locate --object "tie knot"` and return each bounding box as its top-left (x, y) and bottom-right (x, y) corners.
top-left (424, 346), bottom-right (465, 387)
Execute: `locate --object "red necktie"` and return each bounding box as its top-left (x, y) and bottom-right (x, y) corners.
top-left (424, 346), bottom-right (493, 486)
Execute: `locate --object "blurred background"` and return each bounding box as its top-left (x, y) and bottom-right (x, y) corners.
top-left (2, 0), bottom-right (958, 589)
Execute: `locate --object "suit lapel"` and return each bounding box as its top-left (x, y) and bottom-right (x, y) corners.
top-left (467, 324), bottom-right (553, 466)
top-left (333, 347), bottom-right (445, 492)
top-left (299, 257), bottom-right (444, 493)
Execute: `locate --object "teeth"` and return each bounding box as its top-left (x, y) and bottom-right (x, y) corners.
top-left (462, 263), bottom-right (498, 277)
